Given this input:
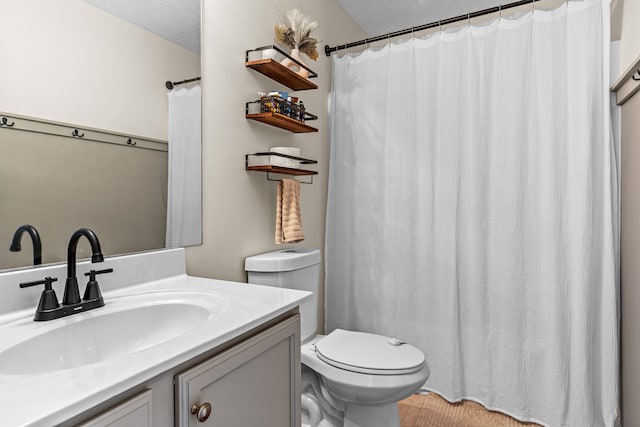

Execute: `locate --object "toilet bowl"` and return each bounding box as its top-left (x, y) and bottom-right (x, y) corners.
top-left (301, 332), bottom-right (429, 427)
top-left (245, 249), bottom-right (430, 427)
top-left (301, 364), bottom-right (343, 427)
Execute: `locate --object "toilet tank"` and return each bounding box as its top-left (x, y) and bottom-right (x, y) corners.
top-left (245, 249), bottom-right (321, 342)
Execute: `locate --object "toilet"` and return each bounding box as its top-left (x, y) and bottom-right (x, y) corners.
top-left (245, 248), bottom-right (429, 427)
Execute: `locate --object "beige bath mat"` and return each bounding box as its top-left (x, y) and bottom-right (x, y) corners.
top-left (398, 393), bottom-right (543, 427)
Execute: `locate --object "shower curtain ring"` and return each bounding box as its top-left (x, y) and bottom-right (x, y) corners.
top-left (499, 4), bottom-right (502, 19)
top-left (467, 12), bottom-right (471, 27)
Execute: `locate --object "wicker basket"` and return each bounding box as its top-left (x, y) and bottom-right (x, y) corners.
top-left (260, 95), bottom-right (306, 122)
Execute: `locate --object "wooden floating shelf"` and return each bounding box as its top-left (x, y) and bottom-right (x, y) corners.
top-left (245, 153), bottom-right (318, 181)
top-left (246, 58), bottom-right (318, 91)
top-left (246, 165), bottom-right (318, 176)
top-left (246, 112), bottom-right (318, 133)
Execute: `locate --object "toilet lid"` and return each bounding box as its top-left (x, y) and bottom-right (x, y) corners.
top-left (314, 329), bottom-right (426, 375)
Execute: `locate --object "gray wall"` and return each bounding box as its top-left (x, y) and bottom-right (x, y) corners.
top-left (186, 0), bottom-right (367, 331)
top-left (619, 58), bottom-right (640, 427)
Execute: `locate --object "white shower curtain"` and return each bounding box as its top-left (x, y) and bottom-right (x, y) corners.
top-left (325, 1), bottom-right (618, 426)
top-left (166, 85), bottom-right (202, 248)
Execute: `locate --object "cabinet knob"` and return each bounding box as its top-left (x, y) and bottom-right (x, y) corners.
top-left (191, 402), bottom-right (212, 423)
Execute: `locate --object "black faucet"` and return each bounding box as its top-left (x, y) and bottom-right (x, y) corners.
top-left (63, 228), bottom-right (104, 305)
top-left (19, 228), bottom-right (112, 321)
top-left (9, 224), bottom-right (42, 265)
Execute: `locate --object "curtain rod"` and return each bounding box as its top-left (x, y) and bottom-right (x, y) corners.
top-left (324, 0), bottom-right (542, 56)
top-left (165, 77), bottom-right (201, 90)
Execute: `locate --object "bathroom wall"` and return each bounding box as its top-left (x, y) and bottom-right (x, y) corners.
top-left (611, 0), bottom-right (623, 41)
top-left (612, 0), bottom-right (640, 424)
top-left (189, 1), bottom-right (365, 329)
top-left (613, 0), bottom-right (640, 413)
top-left (615, 0), bottom-right (640, 70)
top-left (0, 0), bottom-right (200, 140)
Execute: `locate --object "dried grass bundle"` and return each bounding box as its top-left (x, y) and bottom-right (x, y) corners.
top-left (274, 8), bottom-right (319, 61)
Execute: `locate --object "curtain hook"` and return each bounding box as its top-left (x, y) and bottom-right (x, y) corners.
top-left (364, 37), bottom-right (369, 50)
top-left (411, 26), bottom-right (415, 39)
top-left (467, 12), bottom-right (471, 27)
top-left (438, 20), bottom-right (442, 33)
top-left (499, 4), bottom-right (502, 19)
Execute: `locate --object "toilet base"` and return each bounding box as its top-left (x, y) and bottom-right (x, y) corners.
top-left (344, 402), bottom-right (400, 427)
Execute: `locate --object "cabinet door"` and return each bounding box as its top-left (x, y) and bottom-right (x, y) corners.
top-left (77, 390), bottom-right (152, 427)
top-left (175, 314), bottom-right (300, 427)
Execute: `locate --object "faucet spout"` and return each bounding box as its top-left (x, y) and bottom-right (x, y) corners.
top-left (63, 228), bottom-right (104, 305)
top-left (9, 224), bottom-right (42, 265)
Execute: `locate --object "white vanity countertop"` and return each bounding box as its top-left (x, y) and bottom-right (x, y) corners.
top-left (0, 274), bottom-right (311, 427)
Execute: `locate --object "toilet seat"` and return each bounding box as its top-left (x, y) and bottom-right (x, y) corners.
top-left (314, 329), bottom-right (426, 375)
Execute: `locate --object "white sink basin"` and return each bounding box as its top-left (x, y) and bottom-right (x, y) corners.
top-left (0, 290), bottom-right (229, 375)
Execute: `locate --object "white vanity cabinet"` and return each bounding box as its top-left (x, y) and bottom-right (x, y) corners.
top-left (175, 314), bottom-right (301, 426)
top-left (65, 312), bottom-right (301, 427)
top-left (0, 250), bottom-right (310, 426)
top-left (76, 390), bottom-right (153, 427)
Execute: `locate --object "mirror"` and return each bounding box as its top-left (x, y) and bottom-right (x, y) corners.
top-left (0, 0), bottom-right (201, 271)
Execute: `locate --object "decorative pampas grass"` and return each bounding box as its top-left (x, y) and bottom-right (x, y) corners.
top-left (274, 8), bottom-right (319, 61)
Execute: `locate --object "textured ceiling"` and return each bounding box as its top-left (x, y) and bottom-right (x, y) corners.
top-left (81, 0), bottom-right (201, 54)
top-left (337, 0), bottom-right (518, 36)
top-left (78, 0), bottom-right (520, 55)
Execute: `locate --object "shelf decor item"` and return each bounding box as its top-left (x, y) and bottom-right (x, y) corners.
top-left (260, 94), bottom-right (306, 122)
top-left (245, 152), bottom-right (318, 184)
top-left (245, 99), bottom-right (318, 133)
top-left (274, 8), bottom-right (319, 79)
top-left (245, 45), bottom-right (318, 91)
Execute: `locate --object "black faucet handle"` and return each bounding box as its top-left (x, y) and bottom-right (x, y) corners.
top-left (20, 276), bottom-right (58, 289)
top-left (19, 276), bottom-right (60, 313)
top-left (82, 268), bottom-right (112, 302)
top-left (84, 268), bottom-right (114, 280)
